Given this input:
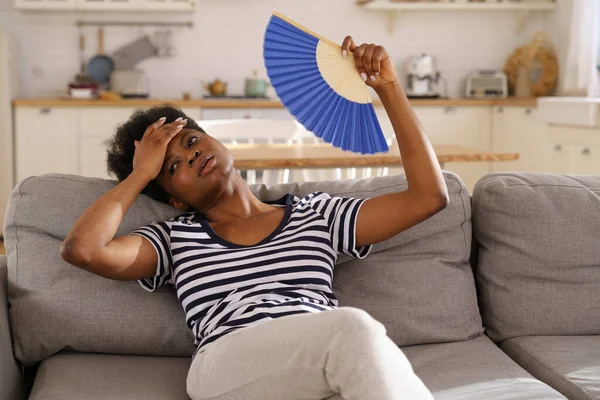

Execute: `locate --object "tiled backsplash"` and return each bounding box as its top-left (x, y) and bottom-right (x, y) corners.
top-left (1, 0), bottom-right (562, 98)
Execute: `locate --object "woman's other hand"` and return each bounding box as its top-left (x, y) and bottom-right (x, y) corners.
top-left (132, 117), bottom-right (188, 180)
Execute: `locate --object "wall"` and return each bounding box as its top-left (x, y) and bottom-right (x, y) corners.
top-left (0, 0), bottom-right (564, 99)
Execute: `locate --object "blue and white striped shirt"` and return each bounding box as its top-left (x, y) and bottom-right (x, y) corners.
top-left (131, 192), bottom-right (372, 354)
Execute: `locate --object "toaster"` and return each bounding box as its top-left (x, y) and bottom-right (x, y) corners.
top-left (466, 70), bottom-right (508, 99)
top-left (110, 69), bottom-right (149, 98)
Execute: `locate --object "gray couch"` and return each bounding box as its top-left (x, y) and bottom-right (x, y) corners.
top-left (1, 171), bottom-right (598, 399)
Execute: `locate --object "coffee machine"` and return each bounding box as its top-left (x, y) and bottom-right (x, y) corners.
top-left (404, 54), bottom-right (441, 98)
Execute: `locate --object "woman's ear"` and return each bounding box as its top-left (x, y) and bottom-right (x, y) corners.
top-left (169, 197), bottom-right (190, 211)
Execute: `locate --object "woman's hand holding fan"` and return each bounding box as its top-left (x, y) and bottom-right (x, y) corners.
top-left (340, 36), bottom-right (399, 91)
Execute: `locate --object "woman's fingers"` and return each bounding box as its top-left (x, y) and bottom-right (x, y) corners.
top-left (361, 44), bottom-right (377, 80)
top-left (341, 35), bottom-right (357, 59)
top-left (372, 45), bottom-right (386, 77)
top-left (142, 116), bottom-right (167, 138)
top-left (353, 43), bottom-right (369, 82)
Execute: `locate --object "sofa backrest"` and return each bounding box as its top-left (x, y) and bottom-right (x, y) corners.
top-left (472, 172), bottom-right (600, 342)
top-left (4, 172), bottom-right (482, 366)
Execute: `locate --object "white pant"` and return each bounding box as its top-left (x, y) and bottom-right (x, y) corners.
top-left (186, 307), bottom-right (433, 400)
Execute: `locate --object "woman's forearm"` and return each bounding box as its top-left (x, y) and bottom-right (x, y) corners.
top-left (376, 82), bottom-right (447, 199)
top-left (60, 169), bottom-right (153, 258)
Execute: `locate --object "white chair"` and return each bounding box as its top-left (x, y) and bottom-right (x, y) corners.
top-left (292, 122), bottom-right (397, 181)
top-left (196, 119), bottom-right (299, 186)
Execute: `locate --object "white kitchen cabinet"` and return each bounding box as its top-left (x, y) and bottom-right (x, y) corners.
top-left (381, 106), bottom-right (492, 191)
top-left (15, 107), bottom-right (78, 182)
top-left (490, 106), bottom-right (547, 173)
top-left (545, 126), bottom-right (600, 175)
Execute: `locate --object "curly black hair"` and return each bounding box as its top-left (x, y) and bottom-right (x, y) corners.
top-left (106, 104), bottom-right (205, 205)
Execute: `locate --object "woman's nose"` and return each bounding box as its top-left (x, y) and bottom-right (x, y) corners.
top-left (188, 150), bottom-right (200, 165)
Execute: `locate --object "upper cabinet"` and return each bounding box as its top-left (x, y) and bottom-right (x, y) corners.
top-left (15, 0), bottom-right (195, 11)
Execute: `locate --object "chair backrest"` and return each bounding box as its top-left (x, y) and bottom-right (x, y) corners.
top-left (196, 119), bottom-right (300, 145)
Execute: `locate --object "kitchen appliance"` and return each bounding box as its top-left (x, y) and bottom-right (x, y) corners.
top-left (0, 29), bottom-right (18, 236)
top-left (404, 54), bottom-right (441, 98)
top-left (110, 69), bottom-right (149, 98)
top-left (466, 70), bottom-right (508, 99)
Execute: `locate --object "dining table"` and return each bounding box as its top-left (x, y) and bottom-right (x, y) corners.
top-left (226, 142), bottom-right (519, 170)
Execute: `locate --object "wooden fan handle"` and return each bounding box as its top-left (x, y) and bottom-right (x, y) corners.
top-left (273, 11), bottom-right (345, 52)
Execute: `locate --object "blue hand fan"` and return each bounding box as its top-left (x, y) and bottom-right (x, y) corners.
top-left (263, 12), bottom-right (389, 155)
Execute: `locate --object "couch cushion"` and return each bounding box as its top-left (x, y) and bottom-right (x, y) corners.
top-left (500, 336), bottom-right (600, 400)
top-left (5, 171), bottom-right (482, 365)
top-left (472, 172), bottom-right (600, 341)
top-left (28, 352), bottom-right (191, 400)
top-left (402, 335), bottom-right (565, 399)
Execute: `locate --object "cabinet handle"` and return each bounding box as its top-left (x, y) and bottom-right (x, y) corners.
top-left (243, 114), bottom-right (252, 119)
top-left (582, 148), bottom-right (591, 155)
top-left (554, 144), bottom-right (562, 151)
top-left (497, 107), bottom-right (504, 113)
top-left (525, 108), bottom-right (532, 115)
top-left (444, 107), bottom-right (457, 115)
top-left (40, 107), bottom-right (52, 114)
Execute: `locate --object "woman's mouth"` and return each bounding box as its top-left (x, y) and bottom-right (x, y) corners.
top-left (199, 156), bottom-right (215, 177)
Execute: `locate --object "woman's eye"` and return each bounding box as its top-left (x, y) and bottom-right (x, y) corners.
top-left (169, 162), bottom-right (179, 176)
top-left (188, 136), bottom-right (199, 147)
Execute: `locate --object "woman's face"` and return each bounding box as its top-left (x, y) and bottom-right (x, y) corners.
top-left (155, 128), bottom-right (235, 212)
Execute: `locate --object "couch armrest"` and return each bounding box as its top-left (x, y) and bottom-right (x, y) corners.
top-left (0, 255), bottom-right (25, 400)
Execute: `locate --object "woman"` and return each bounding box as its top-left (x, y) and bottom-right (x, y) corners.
top-left (61, 36), bottom-right (448, 400)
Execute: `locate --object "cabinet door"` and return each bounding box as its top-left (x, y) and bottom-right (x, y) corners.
top-left (491, 107), bottom-right (547, 173)
top-left (15, 0), bottom-right (75, 9)
top-left (15, 107), bottom-right (78, 182)
top-left (80, 136), bottom-right (113, 180)
top-left (545, 142), bottom-right (572, 174)
top-left (572, 145), bottom-right (600, 175)
top-left (413, 106), bottom-right (492, 192)
top-left (79, 107), bottom-right (145, 179)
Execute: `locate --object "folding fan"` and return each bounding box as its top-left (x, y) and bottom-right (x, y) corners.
top-left (263, 12), bottom-right (389, 155)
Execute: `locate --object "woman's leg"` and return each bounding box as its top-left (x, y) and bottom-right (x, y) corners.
top-left (186, 307), bottom-right (432, 400)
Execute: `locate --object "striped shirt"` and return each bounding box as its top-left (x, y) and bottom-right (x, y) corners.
top-left (130, 192), bottom-right (372, 355)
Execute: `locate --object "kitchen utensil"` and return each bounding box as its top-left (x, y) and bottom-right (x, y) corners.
top-left (404, 54), bottom-right (441, 98)
top-left (79, 32), bottom-right (85, 74)
top-left (87, 27), bottom-right (115, 88)
top-left (504, 32), bottom-right (558, 97)
top-left (111, 35), bottom-right (158, 69)
top-left (203, 79), bottom-right (227, 96)
top-left (263, 12), bottom-right (388, 155)
top-left (244, 70), bottom-right (270, 97)
top-left (74, 31), bottom-right (93, 85)
top-left (110, 69), bottom-right (149, 98)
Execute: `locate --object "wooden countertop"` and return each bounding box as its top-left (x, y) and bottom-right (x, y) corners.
top-left (12, 97), bottom-right (538, 108)
top-left (227, 143), bottom-right (519, 169)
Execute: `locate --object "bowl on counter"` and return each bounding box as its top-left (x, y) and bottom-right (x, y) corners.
top-left (68, 83), bottom-right (98, 99)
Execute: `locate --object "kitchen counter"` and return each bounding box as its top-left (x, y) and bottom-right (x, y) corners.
top-left (12, 97), bottom-right (538, 108)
